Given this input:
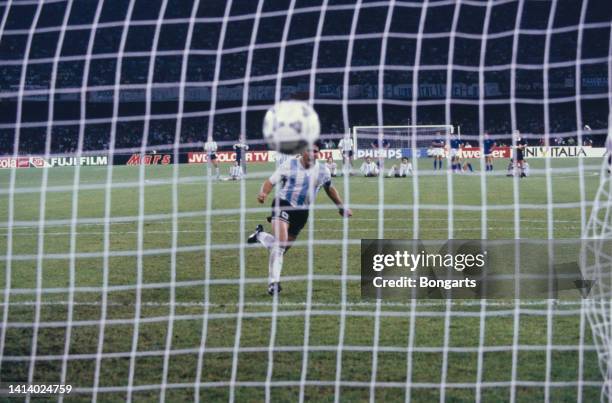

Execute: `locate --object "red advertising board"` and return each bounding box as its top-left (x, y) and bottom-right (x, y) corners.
top-left (459, 146), bottom-right (511, 159)
top-left (126, 154), bottom-right (171, 165)
top-left (29, 156), bottom-right (50, 168)
top-left (188, 151), bottom-right (272, 163)
top-left (0, 157), bottom-right (33, 169)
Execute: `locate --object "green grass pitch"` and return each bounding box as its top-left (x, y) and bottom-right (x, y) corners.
top-left (0, 158), bottom-right (606, 401)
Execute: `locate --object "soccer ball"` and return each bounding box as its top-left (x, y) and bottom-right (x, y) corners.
top-left (263, 100), bottom-right (320, 155)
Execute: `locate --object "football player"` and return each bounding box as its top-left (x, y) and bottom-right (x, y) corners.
top-left (431, 132), bottom-right (445, 171)
top-left (338, 133), bottom-right (355, 175)
top-left (204, 135), bottom-right (219, 179)
top-left (248, 141), bottom-right (352, 295)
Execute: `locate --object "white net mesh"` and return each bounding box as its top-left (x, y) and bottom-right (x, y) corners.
top-left (583, 143), bottom-right (612, 401)
top-left (0, 0), bottom-right (611, 401)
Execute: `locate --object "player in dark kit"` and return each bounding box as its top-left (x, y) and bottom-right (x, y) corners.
top-left (233, 133), bottom-right (249, 175)
top-left (483, 132), bottom-right (496, 171)
top-left (449, 135), bottom-right (462, 172)
top-left (513, 130), bottom-right (527, 178)
top-left (431, 133), bottom-right (445, 170)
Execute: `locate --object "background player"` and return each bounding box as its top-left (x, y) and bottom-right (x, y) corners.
top-left (248, 141), bottom-right (352, 295)
top-left (431, 132), bottom-right (445, 171)
top-left (460, 155), bottom-right (474, 173)
top-left (204, 135), bottom-right (220, 179)
top-left (371, 135), bottom-right (390, 171)
top-left (326, 156), bottom-right (338, 177)
top-left (513, 130), bottom-right (527, 178)
top-left (483, 132), bottom-right (496, 172)
top-left (228, 161), bottom-right (243, 180)
top-left (233, 133), bottom-right (249, 175)
top-left (338, 133), bottom-right (354, 175)
top-left (387, 157), bottom-right (413, 177)
top-left (522, 161), bottom-right (530, 177)
top-left (449, 134), bottom-right (461, 172)
top-left (360, 156), bottom-right (379, 177)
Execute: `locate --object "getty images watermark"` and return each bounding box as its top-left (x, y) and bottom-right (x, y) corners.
top-left (361, 239), bottom-right (600, 300)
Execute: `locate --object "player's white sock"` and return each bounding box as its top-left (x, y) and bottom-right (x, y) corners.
top-left (215, 167), bottom-right (220, 178)
top-left (257, 231), bottom-right (275, 249)
top-left (268, 245), bottom-right (285, 283)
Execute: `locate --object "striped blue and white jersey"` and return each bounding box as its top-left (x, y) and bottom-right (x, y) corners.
top-left (269, 158), bottom-right (332, 208)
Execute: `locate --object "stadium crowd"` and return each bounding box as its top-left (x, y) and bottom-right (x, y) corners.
top-left (0, 0), bottom-right (609, 155)
top-left (0, 105), bottom-right (608, 155)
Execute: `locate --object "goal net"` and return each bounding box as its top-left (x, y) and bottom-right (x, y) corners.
top-left (352, 125), bottom-right (455, 160)
top-left (0, 0), bottom-right (610, 401)
top-left (583, 152), bottom-right (612, 401)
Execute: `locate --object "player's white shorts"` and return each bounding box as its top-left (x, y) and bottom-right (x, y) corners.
top-left (449, 148), bottom-right (459, 158)
top-left (432, 148), bottom-right (444, 157)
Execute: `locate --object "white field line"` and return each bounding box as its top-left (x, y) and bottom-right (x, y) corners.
top-left (0, 225), bottom-right (584, 238)
top-left (0, 168), bottom-right (601, 196)
top-left (0, 201), bottom-right (598, 230)
top-left (0, 299), bottom-right (584, 308)
top-left (34, 379), bottom-right (607, 395)
top-left (0, 216), bottom-right (586, 231)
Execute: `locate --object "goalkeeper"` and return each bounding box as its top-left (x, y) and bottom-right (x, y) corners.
top-left (248, 140), bottom-right (352, 296)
